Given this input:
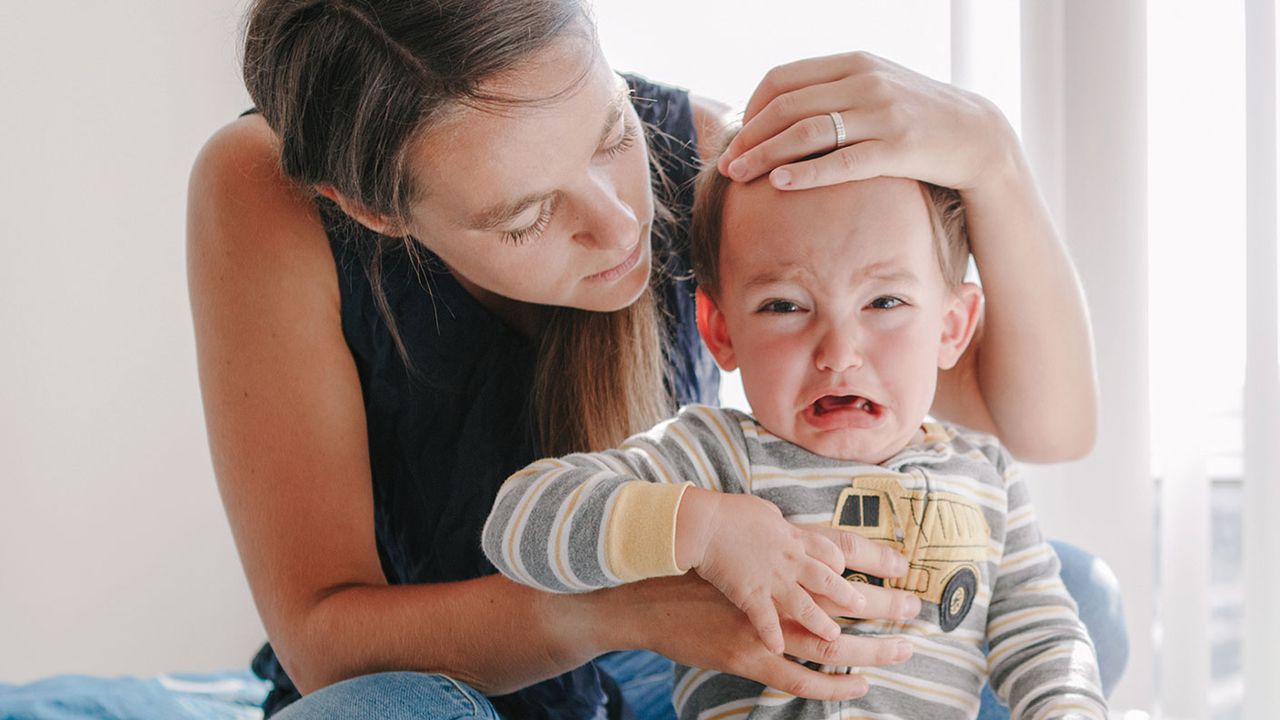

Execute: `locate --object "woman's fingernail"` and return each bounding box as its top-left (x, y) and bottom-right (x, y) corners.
top-left (893, 554), bottom-right (909, 575)
top-left (900, 595), bottom-right (922, 619)
top-left (893, 640), bottom-right (913, 662)
top-left (728, 157), bottom-right (748, 178)
top-left (771, 168), bottom-right (792, 187)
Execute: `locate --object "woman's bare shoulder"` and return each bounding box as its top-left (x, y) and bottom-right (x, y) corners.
top-left (187, 114), bottom-right (336, 288)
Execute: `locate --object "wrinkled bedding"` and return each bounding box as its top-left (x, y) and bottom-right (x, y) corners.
top-left (0, 669), bottom-right (267, 720)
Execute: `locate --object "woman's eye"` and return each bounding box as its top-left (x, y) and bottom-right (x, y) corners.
top-left (869, 296), bottom-right (905, 310)
top-left (501, 198), bottom-right (557, 245)
top-left (602, 120), bottom-right (638, 159)
top-left (759, 300), bottom-right (802, 314)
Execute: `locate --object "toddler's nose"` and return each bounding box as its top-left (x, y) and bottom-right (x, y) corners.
top-left (815, 326), bottom-right (864, 373)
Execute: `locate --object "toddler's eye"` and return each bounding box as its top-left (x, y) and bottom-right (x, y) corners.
top-left (869, 296), bottom-right (904, 310)
top-left (759, 300), bottom-right (802, 314)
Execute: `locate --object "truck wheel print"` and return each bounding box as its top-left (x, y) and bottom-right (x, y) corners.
top-left (939, 567), bottom-right (977, 632)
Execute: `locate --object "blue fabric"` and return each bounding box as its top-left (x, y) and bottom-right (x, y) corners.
top-left (251, 73), bottom-right (718, 719)
top-left (271, 672), bottom-right (505, 720)
top-left (0, 670), bottom-right (269, 720)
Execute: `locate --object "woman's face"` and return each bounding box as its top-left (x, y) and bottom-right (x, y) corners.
top-left (402, 35), bottom-right (654, 313)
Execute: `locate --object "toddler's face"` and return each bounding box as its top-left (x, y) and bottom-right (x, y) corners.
top-left (698, 177), bottom-right (979, 464)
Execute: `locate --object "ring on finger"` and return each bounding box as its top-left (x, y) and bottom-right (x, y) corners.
top-left (828, 111), bottom-right (847, 150)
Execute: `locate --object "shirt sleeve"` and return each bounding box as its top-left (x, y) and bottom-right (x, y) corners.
top-left (481, 404), bottom-right (751, 593)
top-left (986, 449), bottom-right (1109, 720)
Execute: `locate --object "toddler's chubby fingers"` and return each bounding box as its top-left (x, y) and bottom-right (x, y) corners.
top-left (799, 528), bottom-right (846, 574)
top-left (797, 557), bottom-right (863, 614)
top-left (779, 583), bottom-right (842, 643)
top-left (740, 593), bottom-right (786, 655)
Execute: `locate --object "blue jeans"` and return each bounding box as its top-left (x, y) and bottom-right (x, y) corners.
top-left (276, 541), bottom-right (1128, 719)
top-left (272, 672), bottom-right (505, 720)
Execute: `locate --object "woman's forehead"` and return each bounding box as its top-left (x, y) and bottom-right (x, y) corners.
top-left (405, 36), bottom-right (625, 226)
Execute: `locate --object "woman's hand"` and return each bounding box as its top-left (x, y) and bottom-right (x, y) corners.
top-left (600, 572), bottom-right (919, 701)
top-left (716, 51), bottom-right (1015, 193)
top-left (677, 489), bottom-right (907, 654)
top-left (710, 51), bottom-right (1100, 461)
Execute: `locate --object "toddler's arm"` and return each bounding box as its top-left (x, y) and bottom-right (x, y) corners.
top-left (985, 453), bottom-right (1108, 720)
top-left (482, 405), bottom-right (865, 652)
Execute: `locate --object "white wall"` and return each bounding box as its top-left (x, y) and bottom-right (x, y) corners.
top-left (0, 1), bottom-right (261, 683)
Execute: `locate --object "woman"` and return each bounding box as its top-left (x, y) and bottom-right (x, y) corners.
top-left (187, 1), bottom-right (1117, 718)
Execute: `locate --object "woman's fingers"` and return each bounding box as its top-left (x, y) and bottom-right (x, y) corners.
top-left (717, 80), bottom-right (859, 176)
top-left (805, 525), bottom-right (909, 579)
top-left (749, 653), bottom-right (871, 700)
top-left (839, 582), bottom-right (922, 622)
top-left (722, 109), bottom-right (884, 185)
top-left (741, 52), bottom-right (880, 124)
top-left (784, 625), bottom-right (914, 669)
top-left (770, 140), bottom-right (891, 190)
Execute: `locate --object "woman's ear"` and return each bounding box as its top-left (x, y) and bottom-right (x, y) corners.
top-left (938, 283), bottom-right (984, 370)
top-left (314, 184), bottom-right (409, 237)
top-left (696, 288), bottom-right (738, 371)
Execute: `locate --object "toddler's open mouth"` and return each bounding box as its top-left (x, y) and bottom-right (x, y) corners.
top-left (812, 394), bottom-right (882, 418)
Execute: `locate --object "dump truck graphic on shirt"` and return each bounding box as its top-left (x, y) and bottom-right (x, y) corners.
top-left (831, 474), bottom-right (992, 632)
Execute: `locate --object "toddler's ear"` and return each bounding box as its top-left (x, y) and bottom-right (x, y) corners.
top-left (696, 288), bottom-right (738, 372)
top-left (938, 283), bottom-right (984, 370)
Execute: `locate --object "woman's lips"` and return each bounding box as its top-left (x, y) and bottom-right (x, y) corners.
top-left (584, 240), bottom-right (644, 282)
top-left (803, 394), bottom-right (885, 430)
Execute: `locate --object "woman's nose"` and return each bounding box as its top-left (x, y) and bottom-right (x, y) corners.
top-left (815, 324), bottom-right (865, 373)
top-left (570, 177), bottom-right (639, 251)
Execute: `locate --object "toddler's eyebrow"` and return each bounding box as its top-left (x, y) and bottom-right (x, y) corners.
top-left (742, 264), bottom-right (918, 291)
top-left (467, 84), bottom-right (630, 232)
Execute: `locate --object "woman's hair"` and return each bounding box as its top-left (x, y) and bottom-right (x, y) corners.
top-left (690, 127), bottom-right (971, 295)
top-left (242, 0), bottom-right (670, 456)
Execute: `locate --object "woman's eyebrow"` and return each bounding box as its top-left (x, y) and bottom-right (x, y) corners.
top-left (467, 84), bottom-right (630, 232)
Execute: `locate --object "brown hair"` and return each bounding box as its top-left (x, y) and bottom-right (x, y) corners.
top-left (690, 128), bottom-right (970, 295)
top-left (242, 0), bottom-right (669, 455)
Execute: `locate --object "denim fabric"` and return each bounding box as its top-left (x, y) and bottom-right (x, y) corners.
top-left (271, 672), bottom-right (503, 720)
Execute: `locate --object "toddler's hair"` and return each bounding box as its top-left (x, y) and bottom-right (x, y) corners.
top-left (689, 127), bottom-right (970, 296)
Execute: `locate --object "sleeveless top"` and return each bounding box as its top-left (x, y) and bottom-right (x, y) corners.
top-left (250, 74), bottom-right (720, 718)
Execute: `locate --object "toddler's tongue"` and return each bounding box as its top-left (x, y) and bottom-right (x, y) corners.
top-left (814, 395), bottom-right (876, 416)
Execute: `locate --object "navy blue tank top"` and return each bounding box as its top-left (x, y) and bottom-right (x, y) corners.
top-left (252, 74), bottom-right (720, 718)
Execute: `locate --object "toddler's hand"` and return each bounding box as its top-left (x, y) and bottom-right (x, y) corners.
top-left (677, 489), bottom-right (861, 654)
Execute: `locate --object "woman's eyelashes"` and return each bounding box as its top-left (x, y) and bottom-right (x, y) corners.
top-left (498, 121), bottom-right (638, 245)
top-left (502, 197), bottom-right (558, 245)
top-left (601, 119), bottom-right (638, 160)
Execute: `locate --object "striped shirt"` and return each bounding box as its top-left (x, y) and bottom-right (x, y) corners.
top-left (482, 404), bottom-right (1106, 720)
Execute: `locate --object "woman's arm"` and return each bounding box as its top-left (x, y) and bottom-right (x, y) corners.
top-left (710, 52), bottom-right (1098, 463)
top-left (187, 115), bottom-right (610, 695)
top-left (186, 115), bottom-right (910, 700)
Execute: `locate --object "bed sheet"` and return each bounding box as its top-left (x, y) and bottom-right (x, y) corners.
top-left (0, 668), bottom-right (267, 720)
